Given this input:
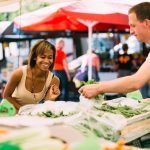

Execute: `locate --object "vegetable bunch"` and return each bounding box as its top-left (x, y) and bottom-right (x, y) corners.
top-left (95, 104), bottom-right (147, 118)
top-left (42, 111), bottom-right (75, 118)
top-left (81, 80), bottom-right (104, 100)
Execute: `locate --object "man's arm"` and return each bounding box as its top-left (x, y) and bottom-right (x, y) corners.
top-left (79, 60), bottom-right (150, 98)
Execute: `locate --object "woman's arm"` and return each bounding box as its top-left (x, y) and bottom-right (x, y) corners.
top-left (45, 75), bottom-right (60, 101)
top-left (3, 69), bottom-right (22, 110)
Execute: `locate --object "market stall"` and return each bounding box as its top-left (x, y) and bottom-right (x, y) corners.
top-left (0, 96), bottom-right (150, 149)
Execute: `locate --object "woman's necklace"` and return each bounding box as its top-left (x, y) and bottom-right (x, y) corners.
top-left (31, 69), bottom-right (47, 103)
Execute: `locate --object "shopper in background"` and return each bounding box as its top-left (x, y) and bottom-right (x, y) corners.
top-left (53, 38), bottom-right (71, 101)
top-left (74, 50), bottom-right (100, 82)
top-left (79, 2), bottom-right (150, 98)
top-left (3, 40), bottom-right (60, 110)
top-left (117, 43), bottom-right (134, 78)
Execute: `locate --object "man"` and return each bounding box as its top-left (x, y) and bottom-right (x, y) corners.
top-left (79, 2), bottom-right (150, 98)
top-left (117, 43), bottom-right (134, 78)
top-left (53, 38), bottom-right (71, 101)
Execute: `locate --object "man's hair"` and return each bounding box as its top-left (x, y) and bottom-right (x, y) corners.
top-left (128, 2), bottom-right (150, 22)
top-left (56, 38), bottom-right (64, 45)
top-left (122, 43), bottom-right (128, 51)
top-left (28, 40), bottom-right (56, 71)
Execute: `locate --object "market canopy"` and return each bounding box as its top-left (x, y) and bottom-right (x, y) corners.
top-left (60, 0), bottom-right (130, 30)
top-left (14, 1), bottom-right (87, 31)
top-left (14, 0), bottom-right (133, 32)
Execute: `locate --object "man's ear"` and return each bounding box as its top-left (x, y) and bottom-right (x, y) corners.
top-left (144, 19), bottom-right (150, 27)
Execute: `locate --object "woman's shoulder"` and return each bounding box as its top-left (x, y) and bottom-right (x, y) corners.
top-left (10, 66), bottom-right (25, 80)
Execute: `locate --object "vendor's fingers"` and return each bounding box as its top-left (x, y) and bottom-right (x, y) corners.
top-left (81, 90), bottom-right (87, 97)
top-left (78, 86), bottom-right (84, 93)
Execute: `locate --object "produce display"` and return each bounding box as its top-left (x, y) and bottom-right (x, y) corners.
top-left (16, 86), bottom-right (150, 143)
top-left (18, 101), bottom-right (79, 118)
top-left (95, 103), bottom-right (148, 118)
top-left (0, 127), bottom-right (142, 150)
top-left (0, 80), bottom-right (150, 150)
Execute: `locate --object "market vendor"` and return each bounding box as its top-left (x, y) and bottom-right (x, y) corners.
top-left (79, 2), bottom-right (150, 99)
top-left (3, 40), bottom-right (60, 110)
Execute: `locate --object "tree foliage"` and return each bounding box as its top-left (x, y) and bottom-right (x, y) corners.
top-left (0, 0), bottom-right (49, 21)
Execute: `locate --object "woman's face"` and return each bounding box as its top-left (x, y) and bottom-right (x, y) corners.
top-left (36, 48), bottom-right (54, 71)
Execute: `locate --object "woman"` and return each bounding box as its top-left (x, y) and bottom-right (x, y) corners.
top-left (3, 40), bottom-right (60, 110)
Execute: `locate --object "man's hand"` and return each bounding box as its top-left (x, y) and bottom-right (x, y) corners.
top-left (78, 84), bottom-right (100, 99)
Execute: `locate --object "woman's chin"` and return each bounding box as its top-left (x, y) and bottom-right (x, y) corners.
top-left (41, 67), bottom-right (49, 72)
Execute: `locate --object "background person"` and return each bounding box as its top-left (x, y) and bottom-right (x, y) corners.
top-left (79, 2), bottom-right (150, 99)
top-left (53, 38), bottom-right (71, 101)
top-left (3, 40), bottom-right (60, 110)
top-left (74, 50), bottom-right (100, 83)
top-left (117, 43), bottom-right (134, 77)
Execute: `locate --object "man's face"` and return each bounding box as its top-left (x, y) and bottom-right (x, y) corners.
top-left (56, 40), bottom-right (64, 50)
top-left (129, 12), bottom-right (147, 42)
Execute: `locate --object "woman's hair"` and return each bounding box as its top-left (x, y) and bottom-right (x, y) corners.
top-left (128, 2), bottom-right (150, 22)
top-left (28, 40), bottom-right (56, 71)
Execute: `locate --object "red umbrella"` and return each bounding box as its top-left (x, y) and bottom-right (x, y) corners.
top-left (14, 1), bottom-right (87, 31)
top-left (14, 0), bottom-right (132, 32)
top-left (60, 0), bottom-right (130, 28)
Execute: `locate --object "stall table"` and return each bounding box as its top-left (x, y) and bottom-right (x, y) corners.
top-left (121, 118), bottom-right (150, 148)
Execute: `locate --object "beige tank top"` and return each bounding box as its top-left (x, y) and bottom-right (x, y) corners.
top-left (12, 65), bottom-right (54, 105)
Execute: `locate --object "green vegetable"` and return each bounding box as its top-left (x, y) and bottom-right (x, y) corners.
top-left (81, 80), bottom-right (96, 85)
top-left (81, 80), bottom-right (104, 100)
top-left (95, 104), bottom-right (147, 118)
top-left (42, 111), bottom-right (75, 118)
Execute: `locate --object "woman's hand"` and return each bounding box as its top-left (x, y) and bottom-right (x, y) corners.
top-left (45, 84), bottom-right (60, 100)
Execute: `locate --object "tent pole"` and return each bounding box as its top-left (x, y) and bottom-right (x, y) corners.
top-left (88, 23), bottom-right (92, 80)
top-left (78, 19), bottom-right (98, 81)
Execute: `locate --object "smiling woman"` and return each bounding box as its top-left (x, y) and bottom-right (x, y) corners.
top-left (3, 40), bottom-right (60, 111)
